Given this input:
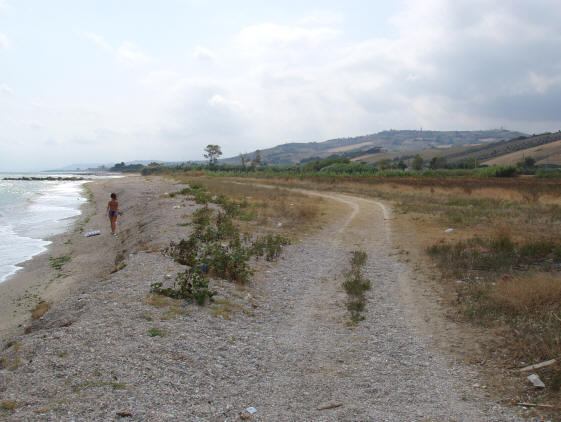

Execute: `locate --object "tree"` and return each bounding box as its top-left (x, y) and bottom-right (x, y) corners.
top-left (377, 159), bottom-right (390, 170)
top-left (412, 155), bottom-right (424, 170)
top-left (429, 156), bottom-right (447, 170)
top-left (239, 153), bottom-right (247, 167)
top-left (204, 144), bottom-right (222, 166)
top-left (252, 149), bottom-right (262, 166)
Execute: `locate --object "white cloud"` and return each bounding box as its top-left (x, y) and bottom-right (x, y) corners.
top-left (85, 32), bottom-right (112, 52)
top-left (0, 83), bottom-right (12, 94)
top-left (193, 45), bottom-right (217, 62)
top-left (298, 10), bottom-right (343, 26)
top-left (236, 23), bottom-right (340, 60)
top-left (117, 41), bottom-right (152, 66)
top-left (0, 32), bottom-right (9, 50)
top-left (85, 33), bottom-right (151, 67)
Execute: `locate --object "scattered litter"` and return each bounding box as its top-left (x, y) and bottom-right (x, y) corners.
top-left (246, 407), bottom-right (257, 414)
top-left (317, 402), bottom-right (343, 411)
top-left (526, 373), bottom-right (545, 388)
top-left (173, 205), bottom-right (181, 209)
top-left (85, 230), bottom-right (101, 237)
top-left (164, 274), bottom-right (173, 280)
top-left (472, 383), bottom-right (480, 388)
top-left (444, 228), bottom-right (454, 233)
top-left (455, 280), bottom-right (463, 284)
top-left (520, 359), bottom-right (557, 372)
top-left (277, 222), bottom-right (283, 227)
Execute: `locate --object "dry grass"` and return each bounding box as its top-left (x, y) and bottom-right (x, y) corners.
top-left (0, 400), bottom-right (18, 411)
top-left (143, 293), bottom-right (177, 307)
top-left (490, 273), bottom-right (561, 316)
top-left (167, 175), bottom-right (325, 234)
top-left (31, 301), bottom-right (51, 319)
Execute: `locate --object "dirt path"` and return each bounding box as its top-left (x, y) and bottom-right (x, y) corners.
top-left (0, 181), bottom-right (523, 421)
top-left (235, 190), bottom-right (521, 420)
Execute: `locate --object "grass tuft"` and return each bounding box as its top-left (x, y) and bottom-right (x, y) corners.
top-left (31, 301), bottom-right (51, 319)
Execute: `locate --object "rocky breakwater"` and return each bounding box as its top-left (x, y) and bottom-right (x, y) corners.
top-left (3, 176), bottom-right (87, 181)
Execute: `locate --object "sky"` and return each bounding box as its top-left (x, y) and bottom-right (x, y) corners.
top-left (1, 0), bottom-right (560, 171)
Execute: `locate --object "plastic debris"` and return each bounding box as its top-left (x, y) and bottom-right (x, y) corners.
top-left (246, 407), bottom-right (257, 414)
top-left (526, 373), bottom-right (545, 388)
top-left (85, 230), bottom-right (101, 237)
top-left (444, 228), bottom-right (454, 233)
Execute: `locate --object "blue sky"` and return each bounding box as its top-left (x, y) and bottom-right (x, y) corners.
top-left (0, 0), bottom-right (560, 170)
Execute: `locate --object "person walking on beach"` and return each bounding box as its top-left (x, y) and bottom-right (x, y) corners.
top-left (107, 193), bottom-right (119, 236)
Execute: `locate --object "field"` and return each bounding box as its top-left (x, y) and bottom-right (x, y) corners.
top-left (184, 173), bottom-right (561, 408)
top-left (485, 139), bottom-right (561, 166)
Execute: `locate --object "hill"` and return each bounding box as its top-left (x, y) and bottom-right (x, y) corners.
top-left (223, 129), bottom-right (525, 165)
top-left (483, 136), bottom-right (561, 166)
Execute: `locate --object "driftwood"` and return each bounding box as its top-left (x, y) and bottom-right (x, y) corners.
top-left (519, 359), bottom-right (557, 372)
top-left (317, 402), bottom-right (343, 411)
top-left (517, 402), bottom-right (558, 409)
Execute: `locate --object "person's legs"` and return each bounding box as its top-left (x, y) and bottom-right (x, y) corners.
top-left (110, 215), bottom-right (117, 234)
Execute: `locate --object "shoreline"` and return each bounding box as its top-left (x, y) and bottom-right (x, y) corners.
top-left (0, 174), bottom-right (191, 338)
top-left (0, 180), bottom-right (98, 336)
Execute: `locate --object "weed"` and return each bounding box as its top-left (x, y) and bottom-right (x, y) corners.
top-left (31, 301), bottom-right (51, 319)
top-left (112, 382), bottom-right (126, 390)
top-left (144, 293), bottom-right (175, 307)
top-left (111, 262), bottom-right (127, 273)
top-left (150, 267), bottom-right (216, 305)
top-left (49, 255), bottom-right (70, 270)
top-left (147, 327), bottom-right (165, 337)
top-left (252, 234), bottom-right (291, 261)
top-left (342, 250), bottom-right (371, 323)
top-left (0, 400), bottom-right (18, 411)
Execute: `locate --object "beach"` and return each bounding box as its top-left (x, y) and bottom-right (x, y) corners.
top-left (0, 175), bottom-right (524, 421)
top-left (0, 175), bottom-right (186, 336)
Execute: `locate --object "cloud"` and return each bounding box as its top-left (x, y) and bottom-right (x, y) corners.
top-left (85, 32), bottom-right (112, 52)
top-left (236, 23), bottom-right (340, 64)
top-left (0, 32), bottom-right (9, 50)
top-left (298, 10), bottom-right (343, 26)
top-left (85, 32), bottom-right (151, 66)
top-left (193, 45), bottom-right (217, 62)
top-left (0, 83), bottom-right (12, 94)
top-left (117, 41), bottom-right (152, 66)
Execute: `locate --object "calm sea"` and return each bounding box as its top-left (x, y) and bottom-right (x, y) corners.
top-left (0, 173), bottom-right (89, 283)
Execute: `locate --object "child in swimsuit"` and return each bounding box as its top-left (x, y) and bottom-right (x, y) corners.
top-left (107, 193), bottom-right (119, 236)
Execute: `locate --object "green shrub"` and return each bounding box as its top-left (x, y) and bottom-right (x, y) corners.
top-left (150, 267), bottom-right (216, 305)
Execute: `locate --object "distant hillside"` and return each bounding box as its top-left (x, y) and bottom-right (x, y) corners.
top-left (440, 132), bottom-right (561, 165)
top-left (482, 134), bottom-right (561, 166)
top-left (223, 129), bottom-right (525, 165)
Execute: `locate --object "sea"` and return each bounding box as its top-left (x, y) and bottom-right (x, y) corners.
top-left (0, 173), bottom-right (99, 283)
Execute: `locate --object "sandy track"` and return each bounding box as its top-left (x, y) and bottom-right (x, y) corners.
top-left (0, 179), bottom-right (522, 421)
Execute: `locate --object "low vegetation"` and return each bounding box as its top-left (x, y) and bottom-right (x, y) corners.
top-left (151, 181), bottom-right (293, 304)
top-left (49, 255), bottom-right (70, 271)
top-left (31, 301), bottom-right (51, 320)
top-left (343, 250), bottom-right (371, 323)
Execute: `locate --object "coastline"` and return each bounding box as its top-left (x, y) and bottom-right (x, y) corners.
top-left (0, 179), bottom-right (99, 336)
top-left (0, 174), bottom-right (195, 338)
top-left (0, 175), bottom-right (146, 337)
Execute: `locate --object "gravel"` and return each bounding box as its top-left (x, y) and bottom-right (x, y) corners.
top-left (0, 181), bottom-right (524, 421)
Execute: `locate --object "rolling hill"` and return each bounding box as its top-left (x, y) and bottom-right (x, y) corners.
top-left (224, 129), bottom-right (525, 165)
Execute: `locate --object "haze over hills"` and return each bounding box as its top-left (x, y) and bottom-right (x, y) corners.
top-left (48, 129), bottom-right (561, 172)
top-left (223, 129), bottom-right (526, 165)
